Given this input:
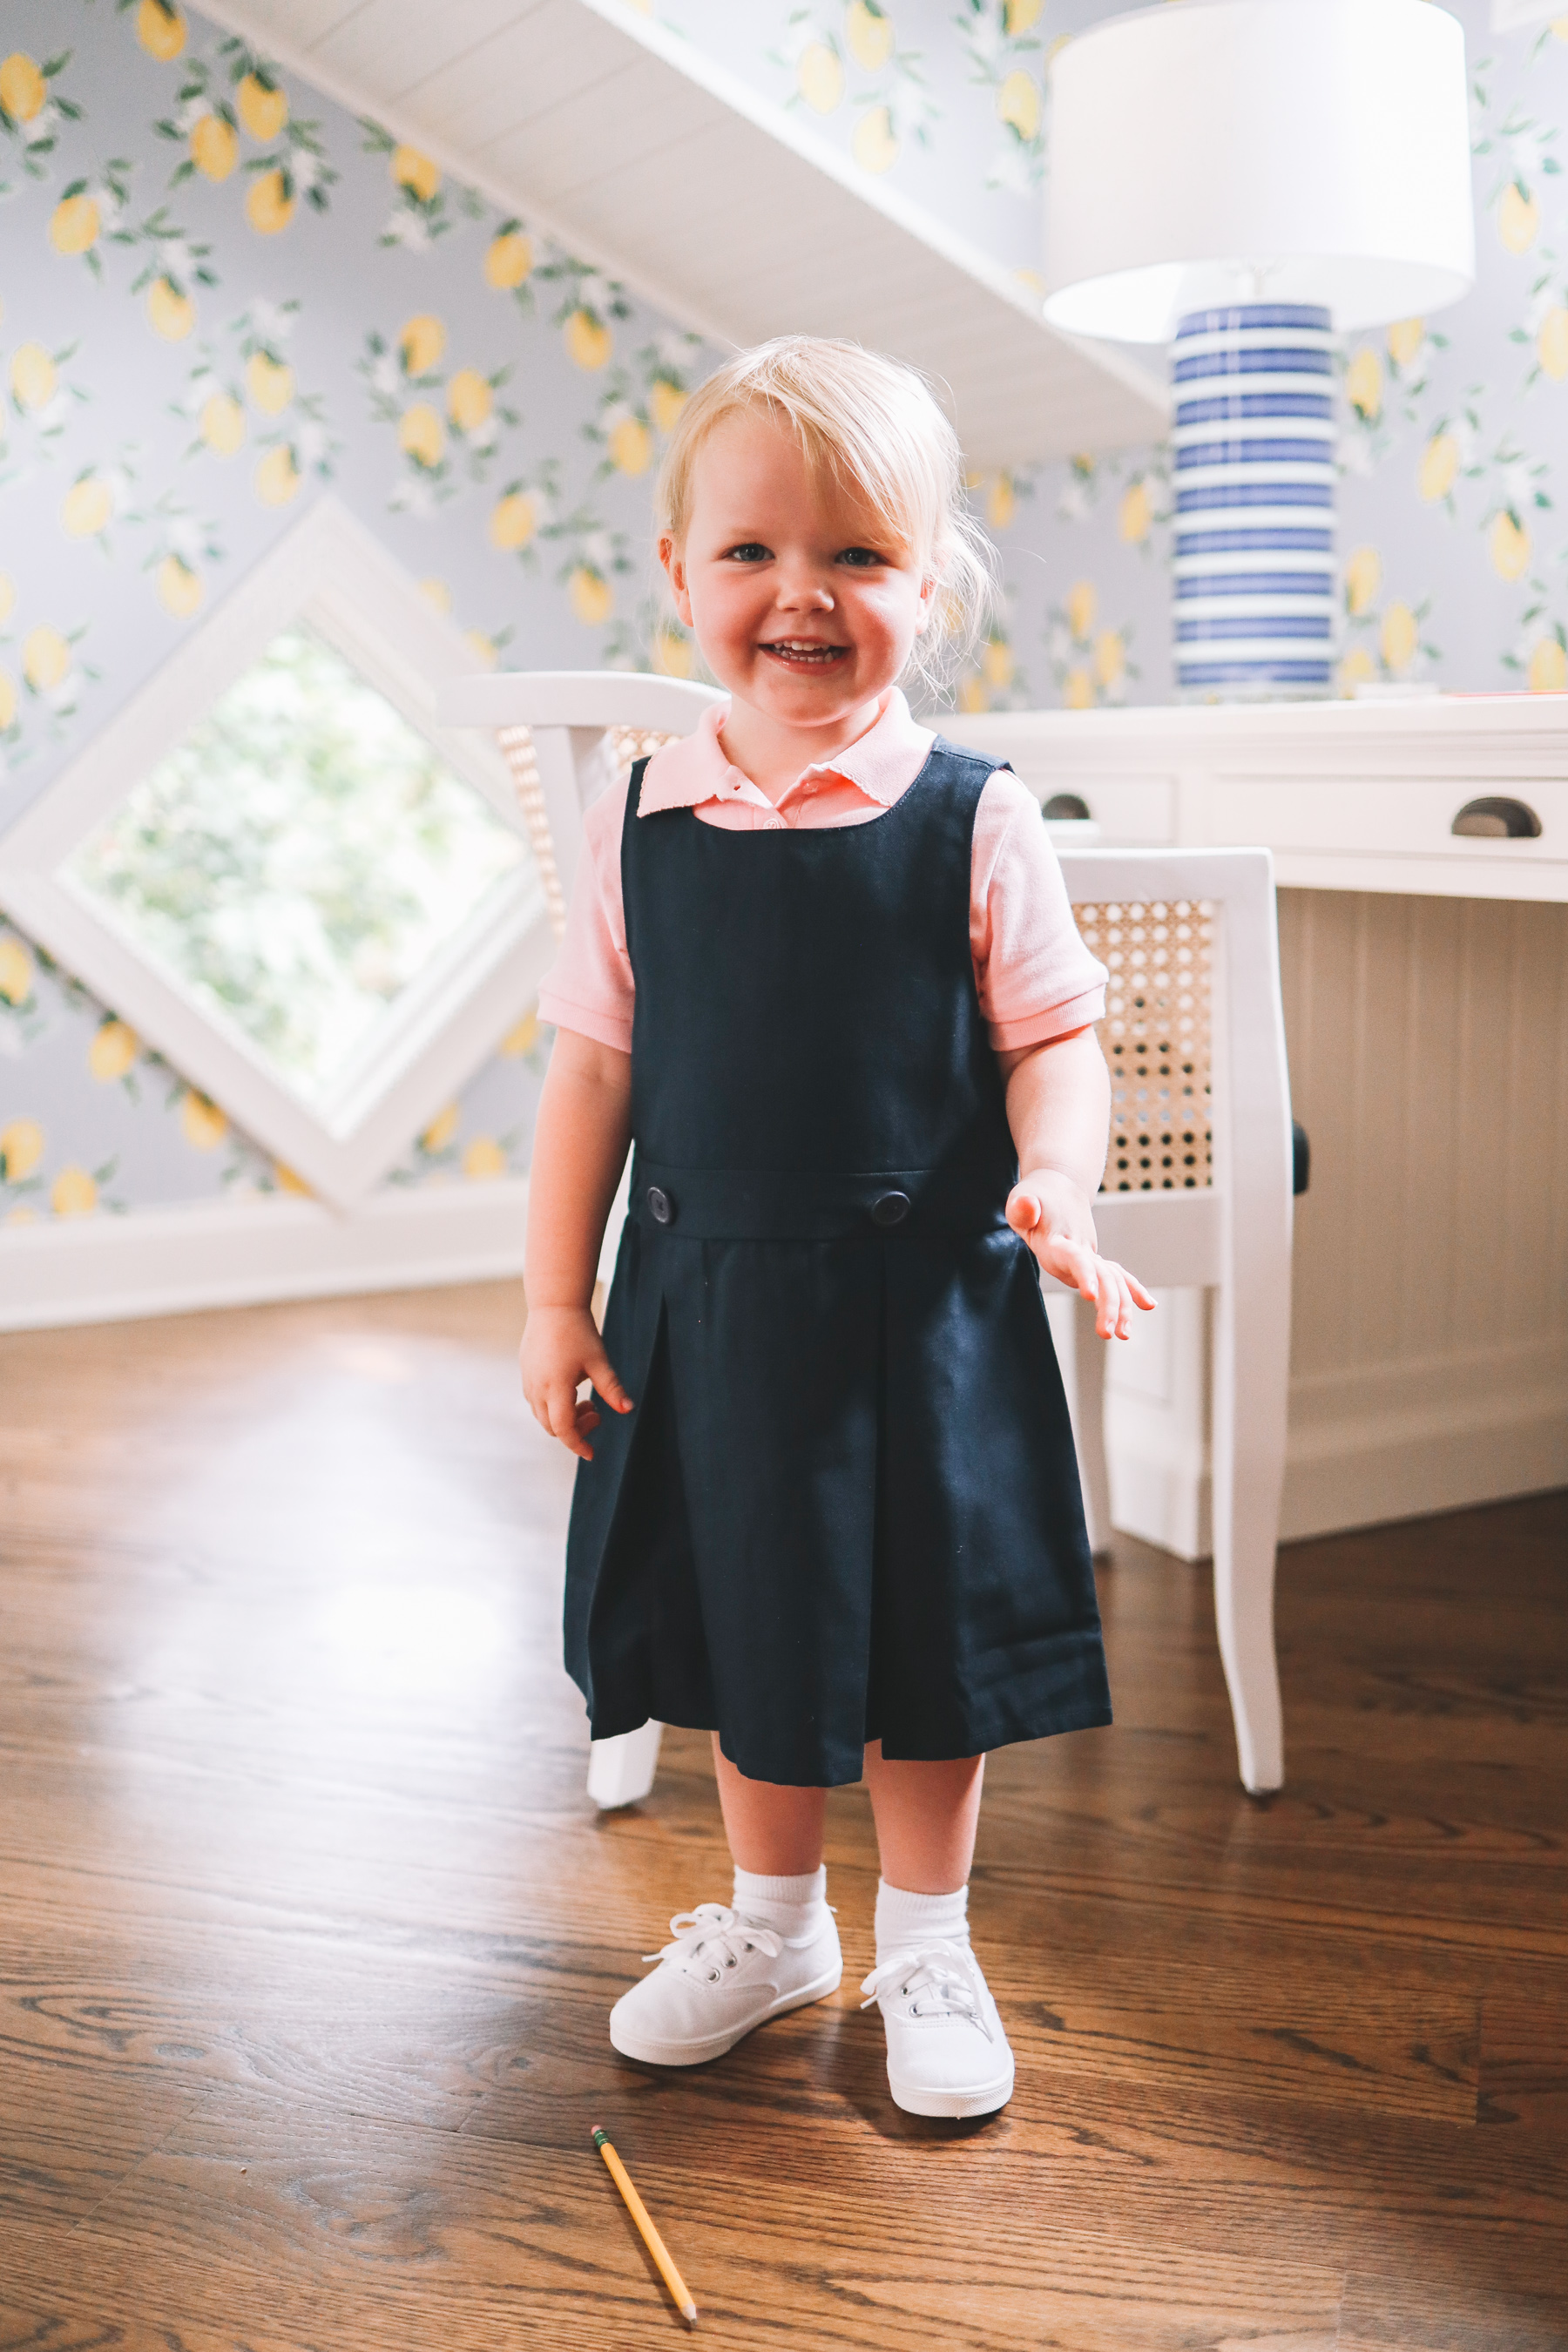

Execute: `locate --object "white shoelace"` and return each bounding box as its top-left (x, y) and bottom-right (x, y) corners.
top-left (644, 1903), bottom-right (784, 1984)
top-left (859, 1938), bottom-right (995, 2038)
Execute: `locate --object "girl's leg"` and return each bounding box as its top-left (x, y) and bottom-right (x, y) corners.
top-left (862, 1742), bottom-right (984, 1891)
top-left (712, 1734), bottom-right (826, 1874)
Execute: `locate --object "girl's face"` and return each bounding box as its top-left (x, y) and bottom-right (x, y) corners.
top-left (660, 408), bottom-right (936, 733)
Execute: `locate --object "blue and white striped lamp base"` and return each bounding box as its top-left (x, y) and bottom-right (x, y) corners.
top-left (1172, 303), bottom-right (1336, 699)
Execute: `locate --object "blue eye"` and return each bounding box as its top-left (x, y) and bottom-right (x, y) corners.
top-left (724, 543), bottom-right (770, 562)
top-left (837, 547), bottom-right (884, 568)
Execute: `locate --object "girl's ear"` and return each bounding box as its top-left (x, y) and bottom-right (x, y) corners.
top-left (912, 563), bottom-right (941, 637)
top-left (659, 531), bottom-right (694, 627)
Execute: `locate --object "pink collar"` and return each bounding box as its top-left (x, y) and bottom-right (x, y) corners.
top-left (638, 687), bottom-right (936, 814)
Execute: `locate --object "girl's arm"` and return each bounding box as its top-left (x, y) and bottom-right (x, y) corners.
top-left (521, 1028), bottom-right (636, 1459)
top-left (998, 1026), bottom-right (1155, 1342)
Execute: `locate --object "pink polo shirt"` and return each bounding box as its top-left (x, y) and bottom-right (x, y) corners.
top-left (537, 690), bottom-right (1107, 1055)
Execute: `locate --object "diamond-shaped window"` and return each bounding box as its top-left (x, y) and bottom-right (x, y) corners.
top-left (0, 500), bottom-right (550, 1206)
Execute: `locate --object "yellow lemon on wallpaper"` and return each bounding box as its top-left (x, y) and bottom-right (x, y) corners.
top-left (0, 576), bottom-right (13, 625)
top-left (489, 490), bottom-right (537, 551)
top-left (51, 1166), bottom-right (98, 1218)
top-left (1004, 0), bottom-right (1044, 29)
top-left (982, 639), bottom-right (1014, 689)
top-left (1497, 181), bottom-right (1539, 254)
top-left (237, 72), bottom-right (287, 141)
top-left (88, 1018), bottom-right (139, 1080)
top-left (798, 41), bottom-right (844, 113)
top-left (1418, 430), bottom-right (1459, 503)
top-left (1065, 578), bottom-right (1096, 641)
top-left (62, 476), bottom-right (112, 537)
top-left (608, 416), bottom-right (651, 476)
top-left (463, 629), bottom-right (497, 667)
top-left (985, 473), bottom-right (1016, 531)
top-left (1343, 544), bottom-right (1381, 616)
top-left (11, 342), bottom-right (57, 409)
top-left (200, 389), bottom-right (246, 453)
top-left (0, 937), bottom-right (34, 1004)
top-left (1529, 635), bottom-right (1568, 693)
top-left (484, 228), bottom-right (533, 290)
top-left (254, 443), bottom-right (301, 505)
top-left (147, 276), bottom-right (194, 340)
top-left (1380, 601), bottom-right (1418, 672)
top-left (24, 625), bottom-right (71, 691)
top-left (568, 566), bottom-right (613, 626)
top-left (1094, 629), bottom-right (1125, 690)
top-left (273, 1160), bottom-right (312, 1195)
top-left (191, 112), bottom-right (238, 181)
top-left (245, 352), bottom-right (294, 413)
top-left (137, 0), bottom-right (186, 60)
top-left (419, 575), bottom-right (452, 613)
top-left (956, 673), bottom-right (989, 716)
top-left (0, 1118), bottom-right (44, 1180)
top-left (1339, 645), bottom-right (1376, 692)
top-left (399, 313), bottom-right (445, 375)
top-left (421, 1102), bottom-right (459, 1153)
top-left (1489, 509), bottom-right (1530, 580)
top-left (1538, 307), bottom-right (1568, 381)
top-left (652, 626), bottom-right (693, 678)
top-left (997, 69), bottom-right (1041, 140)
top-left (1345, 345), bottom-right (1382, 421)
top-left (51, 192), bottom-right (100, 255)
top-left (399, 402), bottom-right (445, 467)
top-left (1063, 666), bottom-right (1095, 711)
top-left (462, 1136), bottom-right (507, 1181)
top-left (157, 554), bottom-right (203, 617)
top-left (1386, 316), bottom-right (1424, 368)
top-left (564, 308), bottom-right (612, 369)
top-left (852, 105), bottom-right (898, 172)
top-left (246, 167), bottom-right (294, 235)
top-left (649, 378), bottom-right (686, 436)
top-left (179, 1091), bottom-right (227, 1150)
top-left (0, 669), bottom-right (16, 730)
top-left (0, 53), bottom-right (46, 122)
top-left (1119, 479), bottom-right (1152, 544)
top-left (847, 2), bottom-right (895, 71)
top-left (392, 145), bottom-right (440, 202)
top-left (499, 1010), bottom-right (540, 1058)
top-left (447, 368), bottom-right (492, 432)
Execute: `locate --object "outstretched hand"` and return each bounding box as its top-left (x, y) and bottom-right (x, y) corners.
top-left (520, 1304), bottom-right (634, 1461)
top-left (1005, 1167), bottom-right (1157, 1342)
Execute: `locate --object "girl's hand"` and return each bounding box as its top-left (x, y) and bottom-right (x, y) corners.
top-left (1005, 1166), bottom-right (1157, 1342)
top-left (520, 1305), bottom-right (634, 1461)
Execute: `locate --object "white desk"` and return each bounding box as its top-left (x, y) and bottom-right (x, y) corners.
top-left (958, 694), bottom-right (1568, 1551)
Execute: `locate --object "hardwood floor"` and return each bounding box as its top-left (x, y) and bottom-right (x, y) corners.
top-left (0, 1285), bottom-right (1563, 2350)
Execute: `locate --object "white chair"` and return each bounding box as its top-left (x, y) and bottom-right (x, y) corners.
top-left (438, 677), bottom-right (1294, 1799)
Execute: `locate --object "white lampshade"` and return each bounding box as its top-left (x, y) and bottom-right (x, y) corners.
top-left (1043, 0), bottom-right (1476, 342)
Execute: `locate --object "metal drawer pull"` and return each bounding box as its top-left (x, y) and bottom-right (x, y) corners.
top-left (1451, 795), bottom-right (1542, 839)
top-left (1043, 792), bottom-right (1092, 821)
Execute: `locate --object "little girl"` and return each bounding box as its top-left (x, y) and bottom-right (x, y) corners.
top-left (524, 337), bottom-right (1152, 2120)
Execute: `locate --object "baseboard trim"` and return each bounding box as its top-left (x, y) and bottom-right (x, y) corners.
top-left (0, 1180), bottom-right (530, 1330)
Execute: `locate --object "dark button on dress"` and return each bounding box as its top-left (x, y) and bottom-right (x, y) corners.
top-left (563, 740), bottom-right (1111, 1788)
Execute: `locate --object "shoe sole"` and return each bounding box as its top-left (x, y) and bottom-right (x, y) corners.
top-left (886, 2058), bottom-right (1016, 2119)
top-left (609, 1963), bottom-right (843, 2067)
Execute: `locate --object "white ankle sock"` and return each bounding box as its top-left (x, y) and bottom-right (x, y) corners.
top-left (732, 1864), bottom-right (828, 1941)
top-left (875, 1878), bottom-right (970, 1962)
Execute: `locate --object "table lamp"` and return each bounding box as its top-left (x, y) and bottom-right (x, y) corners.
top-left (1042, 0), bottom-right (1475, 699)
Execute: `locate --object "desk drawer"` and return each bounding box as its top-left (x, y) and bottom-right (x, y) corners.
top-left (1022, 770), bottom-right (1175, 841)
top-left (1205, 774), bottom-right (1568, 859)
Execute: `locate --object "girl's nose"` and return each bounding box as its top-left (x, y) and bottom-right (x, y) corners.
top-left (775, 569), bottom-right (835, 612)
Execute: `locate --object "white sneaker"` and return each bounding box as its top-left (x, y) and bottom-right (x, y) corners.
top-left (610, 1903), bottom-right (842, 2066)
top-left (860, 1938), bottom-right (1015, 2118)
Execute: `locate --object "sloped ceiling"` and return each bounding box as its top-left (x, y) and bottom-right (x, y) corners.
top-left (193, 0), bottom-right (1168, 468)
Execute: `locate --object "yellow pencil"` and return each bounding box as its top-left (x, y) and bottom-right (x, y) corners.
top-left (591, 2126), bottom-right (699, 2327)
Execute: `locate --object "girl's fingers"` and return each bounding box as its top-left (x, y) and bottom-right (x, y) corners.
top-left (585, 1349), bottom-right (634, 1414)
top-left (1004, 1184), bottom-right (1042, 1235)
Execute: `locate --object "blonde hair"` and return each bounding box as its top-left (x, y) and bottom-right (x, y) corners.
top-left (655, 336), bottom-right (996, 701)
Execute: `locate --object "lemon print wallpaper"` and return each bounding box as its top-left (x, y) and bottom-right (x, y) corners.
top-left (2, 0), bottom-right (1567, 1231)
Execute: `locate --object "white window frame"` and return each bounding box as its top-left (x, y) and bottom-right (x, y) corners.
top-left (0, 497), bottom-right (553, 1210)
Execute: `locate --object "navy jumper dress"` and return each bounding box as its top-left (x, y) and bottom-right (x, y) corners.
top-left (563, 739), bottom-right (1111, 1788)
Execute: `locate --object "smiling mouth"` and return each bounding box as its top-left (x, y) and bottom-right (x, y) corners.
top-left (760, 639), bottom-right (849, 667)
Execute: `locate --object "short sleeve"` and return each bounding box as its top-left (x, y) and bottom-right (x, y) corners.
top-left (970, 771), bottom-right (1108, 1051)
top-left (536, 774), bottom-right (636, 1054)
